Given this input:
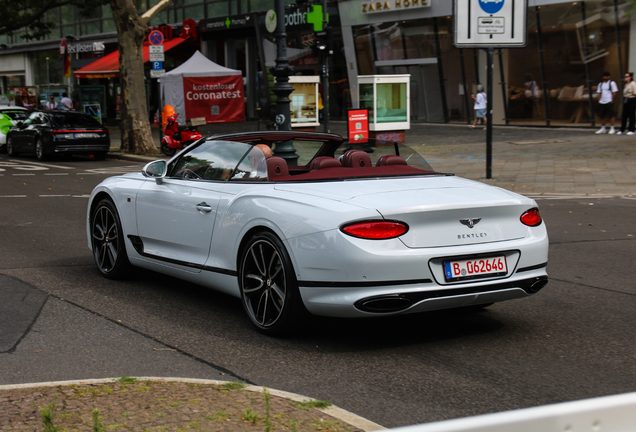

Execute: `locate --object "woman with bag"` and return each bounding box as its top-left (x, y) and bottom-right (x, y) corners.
top-left (618, 72), bottom-right (636, 135)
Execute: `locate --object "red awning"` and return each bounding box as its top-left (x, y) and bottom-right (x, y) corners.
top-left (74, 37), bottom-right (187, 79)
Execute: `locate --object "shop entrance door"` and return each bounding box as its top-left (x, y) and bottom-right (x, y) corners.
top-left (376, 58), bottom-right (444, 123)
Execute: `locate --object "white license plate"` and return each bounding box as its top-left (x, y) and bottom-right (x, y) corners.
top-left (75, 133), bottom-right (99, 138)
top-left (444, 255), bottom-right (508, 281)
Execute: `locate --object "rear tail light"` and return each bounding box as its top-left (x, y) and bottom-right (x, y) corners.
top-left (341, 220), bottom-right (409, 239)
top-left (520, 208), bottom-right (542, 227)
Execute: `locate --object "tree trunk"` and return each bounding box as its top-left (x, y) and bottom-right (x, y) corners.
top-left (110, 0), bottom-right (156, 154)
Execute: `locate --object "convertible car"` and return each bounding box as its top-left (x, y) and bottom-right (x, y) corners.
top-left (87, 131), bottom-right (548, 335)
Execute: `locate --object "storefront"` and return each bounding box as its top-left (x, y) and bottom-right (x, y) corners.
top-left (198, 3), bottom-right (349, 121)
top-left (338, 0), bottom-right (636, 126)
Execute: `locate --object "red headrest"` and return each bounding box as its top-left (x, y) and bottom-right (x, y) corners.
top-left (342, 150), bottom-right (372, 168)
top-left (310, 157), bottom-right (343, 170)
top-left (266, 156), bottom-right (289, 179)
top-left (376, 155), bottom-right (408, 167)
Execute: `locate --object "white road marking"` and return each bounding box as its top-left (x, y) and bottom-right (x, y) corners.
top-left (6, 160), bottom-right (75, 170)
top-left (39, 195), bottom-right (71, 197)
top-left (13, 173), bottom-right (35, 176)
top-left (0, 195), bottom-right (27, 198)
top-left (44, 173), bottom-right (69, 176)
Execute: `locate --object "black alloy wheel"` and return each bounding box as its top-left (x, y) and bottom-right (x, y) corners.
top-left (91, 198), bottom-right (130, 279)
top-left (239, 231), bottom-right (304, 335)
top-left (6, 136), bottom-right (17, 156)
top-left (35, 138), bottom-right (47, 161)
top-left (161, 140), bottom-right (177, 157)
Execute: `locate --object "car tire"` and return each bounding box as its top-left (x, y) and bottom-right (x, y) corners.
top-left (239, 231), bottom-right (305, 336)
top-left (91, 198), bottom-right (131, 279)
top-left (35, 138), bottom-right (47, 161)
top-left (6, 136), bottom-right (18, 156)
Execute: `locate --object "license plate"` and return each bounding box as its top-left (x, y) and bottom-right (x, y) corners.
top-left (75, 133), bottom-right (99, 138)
top-left (444, 255), bottom-right (507, 281)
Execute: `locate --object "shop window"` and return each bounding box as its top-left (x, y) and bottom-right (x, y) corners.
top-left (184, 5), bottom-right (204, 19)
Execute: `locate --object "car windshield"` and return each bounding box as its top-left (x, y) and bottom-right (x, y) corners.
top-left (167, 140), bottom-right (259, 181)
top-left (0, 110), bottom-right (29, 121)
top-left (50, 113), bottom-right (103, 128)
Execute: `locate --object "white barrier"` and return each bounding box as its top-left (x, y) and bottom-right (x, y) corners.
top-left (391, 392), bottom-right (636, 432)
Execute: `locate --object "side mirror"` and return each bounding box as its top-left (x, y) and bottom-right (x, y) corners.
top-left (142, 160), bottom-right (167, 184)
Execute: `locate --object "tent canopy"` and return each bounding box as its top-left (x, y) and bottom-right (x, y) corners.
top-left (160, 51), bottom-right (245, 125)
top-left (74, 37), bottom-right (187, 78)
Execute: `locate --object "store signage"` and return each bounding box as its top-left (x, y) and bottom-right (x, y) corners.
top-left (183, 75), bottom-right (245, 123)
top-left (361, 0), bottom-right (431, 14)
top-left (348, 109), bottom-right (369, 144)
top-left (205, 15), bottom-right (251, 30)
top-left (68, 42), bottom-right (105, 54)
top-left (265, 10), bottom-right (277, 33)
top-left (454, 0), bottom-right (527, 48)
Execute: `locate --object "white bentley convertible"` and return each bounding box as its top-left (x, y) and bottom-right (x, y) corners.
top-left (87, 131), bottom-right (548, 335)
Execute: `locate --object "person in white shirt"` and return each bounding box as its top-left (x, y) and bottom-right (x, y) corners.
top-left (45, 96), bottom-right (58, 110)
top-left (595, 71), bottom-right (618, 134)
top-left (60, 92), bottom-right (73, 111)
top-left (470, 85), bottom-right (487, 130)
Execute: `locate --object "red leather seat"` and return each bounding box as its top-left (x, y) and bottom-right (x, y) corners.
top-left (342, 150), bottom-right (372, 168)
top-left (376, 155), bottom-right (408, 167)
top-left (310, 156), bottom-right (342, 170)
top-left (266, 156), bottom-right (289, 179)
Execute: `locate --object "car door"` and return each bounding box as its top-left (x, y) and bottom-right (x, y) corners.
top-left (135, 140), bottom-right (251, 270)
top-left (21, 112), bottom-right (43, 154)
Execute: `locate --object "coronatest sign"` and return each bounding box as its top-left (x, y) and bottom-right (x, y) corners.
top-left (183, 75), bottom-right (245, 123)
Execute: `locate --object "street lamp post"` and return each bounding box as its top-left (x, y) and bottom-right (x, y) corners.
top-left (270, 0), bottom-right (298, 165)
top-left (46, 57), bottom-right (50, 99)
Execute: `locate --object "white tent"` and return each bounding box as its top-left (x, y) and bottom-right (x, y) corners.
top-left (160, 51), bottom-right (244, 125)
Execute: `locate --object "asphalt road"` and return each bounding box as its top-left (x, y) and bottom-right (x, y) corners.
top-left (1, 154), bottom-right (635, 429)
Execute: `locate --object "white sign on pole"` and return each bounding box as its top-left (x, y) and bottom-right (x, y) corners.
top-left (150, 69), bottom-right (166, 78)
top-left (453, 0), bottom-right (527, 48)
top-left (149, 45), bottom-right (164, 54)
top-left (149, 53), bottom-right (165, 62)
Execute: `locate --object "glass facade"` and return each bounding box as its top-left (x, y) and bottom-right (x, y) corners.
top-left (348, 0), bottom-right (634, 127)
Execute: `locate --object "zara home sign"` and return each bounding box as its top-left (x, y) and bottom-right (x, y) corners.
top-left (361, 0), bottom-right (431, 14)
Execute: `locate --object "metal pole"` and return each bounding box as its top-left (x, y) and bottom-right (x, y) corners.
top-left (322, 0), bottom-right (330, 133)
top-left (46, 57), bottom-right (50, 99)
top-left (271, 0), bottom-right (297, 164)
top-left (486, 48), bottom-right (494, 179)
top-left (497, 49), bottom-right (509, 125)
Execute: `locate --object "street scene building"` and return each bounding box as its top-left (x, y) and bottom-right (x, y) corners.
top-left (0, 0), bottom-right (634, 127)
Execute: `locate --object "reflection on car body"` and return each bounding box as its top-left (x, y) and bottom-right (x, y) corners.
top-left (87, 131), bottom-right (549, 335)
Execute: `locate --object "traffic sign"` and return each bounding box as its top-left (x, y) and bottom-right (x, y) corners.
top-left (150, 53), bottom-right (165, 62)
top-left (150, 70), bottom-right (165, 78)
top-left (149, 45), bottom-right (164, 53)
top-left (148, 30), bottom-right (164, 45)
top-left (152, 61), bottom-right (163, 70)
top-left (453, 0), bottom-right (527, 48)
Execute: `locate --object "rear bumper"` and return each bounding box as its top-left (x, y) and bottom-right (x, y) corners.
top-left (53, 143), bottom-right (110, 154)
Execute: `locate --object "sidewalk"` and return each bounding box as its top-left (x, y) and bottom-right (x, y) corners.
top-left (108, 121), bottom-right (636, 197)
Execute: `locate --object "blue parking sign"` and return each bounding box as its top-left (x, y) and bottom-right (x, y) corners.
top-left (152, 61), bottom-right (162, 70)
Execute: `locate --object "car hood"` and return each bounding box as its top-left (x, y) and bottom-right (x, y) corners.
top-left (274, 176), bottom-right (537, 247)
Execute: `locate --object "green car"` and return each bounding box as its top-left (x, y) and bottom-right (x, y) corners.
top-left (0, 106), bottom-right (29, 151)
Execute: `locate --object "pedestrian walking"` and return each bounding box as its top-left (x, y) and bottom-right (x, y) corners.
top-left (617, 72), bottom-right (636, 135)
top-left (595, 71), bottom-right (618, 134)
top-left (471, 85), bottom-right (487, 130)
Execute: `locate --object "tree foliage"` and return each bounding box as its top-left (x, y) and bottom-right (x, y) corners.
top-left (0, 0), bottom-right (107, 40)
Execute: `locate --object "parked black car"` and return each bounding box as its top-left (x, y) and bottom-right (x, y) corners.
top-left (6, 111), bottom-right (109, 160)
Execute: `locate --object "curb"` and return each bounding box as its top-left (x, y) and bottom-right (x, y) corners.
top-left (0, 377), bottom-right (387, 431)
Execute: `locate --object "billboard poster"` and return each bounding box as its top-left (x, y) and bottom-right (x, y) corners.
top-left (347, 109), bottom-right (369, 144)
top-left (182, 75), bottom-right (245, 123)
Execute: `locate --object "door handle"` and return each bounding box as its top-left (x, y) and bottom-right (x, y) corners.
top-left (195, 202), bottom-right (213, 213)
